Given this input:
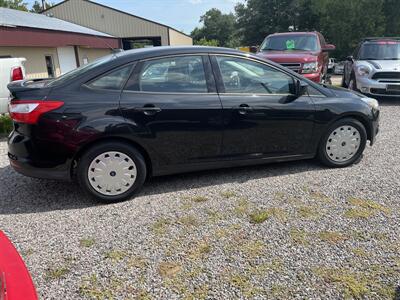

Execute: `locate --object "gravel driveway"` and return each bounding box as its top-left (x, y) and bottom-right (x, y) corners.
top-left (0, 101), bottom-right (399, 300)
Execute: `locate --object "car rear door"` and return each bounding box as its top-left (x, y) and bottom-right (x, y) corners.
top-left (211, 54), bottom-right (315, 159)
top-left (119, 54), bottom-right (223, 171)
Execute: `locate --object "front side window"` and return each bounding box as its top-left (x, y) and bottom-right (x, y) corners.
top-left (88, 65), bottom-right (132, 90)
top-left (216, 56), bottom-right (294, 94)
top-left (133, 56), bottom-right (208, 93)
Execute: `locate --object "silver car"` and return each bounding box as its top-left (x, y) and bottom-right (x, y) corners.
top-left (342, 38), bottom-right (400, 97)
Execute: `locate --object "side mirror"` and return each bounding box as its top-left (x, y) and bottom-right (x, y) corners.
top-left (322, 44), bottom-right (336, 52)
top-left (346, 55), bottom-right (354, 61)
top-left (296, 80), bottom-right (308, 97)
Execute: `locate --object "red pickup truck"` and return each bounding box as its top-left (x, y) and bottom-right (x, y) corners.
top-left (256, 32), bottom-right (335, 83)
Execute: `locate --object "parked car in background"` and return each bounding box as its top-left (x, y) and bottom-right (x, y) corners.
top-left (343, 37), bottom-right (400, 97)
top-left (0, 231), bottom-right (38, 300)
top-left (7, 46), bottom-right (379, 203)
top-left (0, 57), bottom-right (26, 113)
top-left (328, 58), bottom-right (336, 72)
top-left (256, 31), bottom-right (335, 83)
top-left (334, 61), bottom-right (345, 75)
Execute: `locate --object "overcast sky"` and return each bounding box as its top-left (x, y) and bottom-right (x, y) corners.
top-left (25, 0), bottom-right (244, 34)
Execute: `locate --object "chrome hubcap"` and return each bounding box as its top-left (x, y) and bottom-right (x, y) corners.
top-left (88, 151), bottom-right (137, 196)
top-left (326, 125), bottom-right (361, 162)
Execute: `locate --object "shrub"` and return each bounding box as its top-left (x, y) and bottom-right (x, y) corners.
top-left (0, 115), bottom-right (12, 136)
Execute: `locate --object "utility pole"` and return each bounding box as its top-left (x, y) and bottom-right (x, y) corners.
top-left (41, 0), bottom-right (46, 10)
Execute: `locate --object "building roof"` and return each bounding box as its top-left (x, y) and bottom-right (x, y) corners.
top-left (0, 7), bottom-right (114, 37)
top-left (42, 0), bottom-right (191, 38)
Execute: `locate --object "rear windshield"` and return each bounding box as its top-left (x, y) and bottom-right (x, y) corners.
top-left (260, 34), bottom-right (319, 51)
top-left (359, 41), bottom-right (400, 60)
top-left (47, 54), bottom-right (115, 87)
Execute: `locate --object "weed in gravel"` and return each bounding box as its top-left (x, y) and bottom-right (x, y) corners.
top-left (267, 207), bottom-right (288, 222)
top-left (176, 215), bottom-right (199, 227)
top-left (159, 262), bottom-right (182, 278)
top-left (79, 274), bottom-right (114, 299)
top-left (310, 190), bottom-right (331, 202)
top-left (239, 240), bottom-right (265, 258)
top-left (206, 209), bottom-right (224, 223)
top-left (345, 197), bottom-right (391, 219)
top-left (270, 284), bottom-right (291, 299)
top-left (290, 228), bottom-right (309, 245)
top-left (318, 231), bottom-right (347, 244)
top-left (190, 195), bottom-right (209, 203)
top-left (297, 205), bottom-right (321, 219)
top-left (274, 192), bottom-right (286, 200)
top-left (249, 210), bottom-right (271, 224)
top-left (314, 268), bottom-right (369, 299)
top-left (21, 248), bottom-right (34, 257)
top-left (234, 197), bottom-right (251, 216)
top-left (151, 217), bottom-right (171, 235)
top-left (228, 273), bottom-right (264, 298)
top-left (220, 190), bottom-right (237, 199)
top-left (79, 238), bottom-right (95, 248)
top-left (188, 240), bottom-right (211, 260)
top-left (128, 255), bottom-right (148, 269)
top-left (104, 249), bottom-right (127, 262)
top-left (351, 247), bottom-right (369, 258)
top-left (45, 266), bottom-right (70, 280)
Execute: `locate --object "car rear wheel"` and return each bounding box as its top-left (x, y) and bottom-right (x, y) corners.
top-left (77, 142), bottom-right (147, 203)
top-left (318, 118), bottom-right (367, 168)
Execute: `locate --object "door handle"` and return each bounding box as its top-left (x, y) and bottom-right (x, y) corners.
top-left (236, 104), bottom-right (253, 115)
top-left (134, 105), bottom-right (162, 116)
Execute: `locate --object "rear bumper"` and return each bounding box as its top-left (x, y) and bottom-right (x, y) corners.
top-left (8, 130), bottom-right (72, 181)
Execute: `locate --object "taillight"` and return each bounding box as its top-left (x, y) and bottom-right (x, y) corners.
top-left (9, 100), bottom-right (64, 124)
top-left (11, 67), bottom-right (24, 81)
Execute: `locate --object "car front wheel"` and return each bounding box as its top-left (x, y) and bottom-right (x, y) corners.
top-left (77, 141), bottom-right (147, 203)
top-left (318, 118), bottom-right (367, 168)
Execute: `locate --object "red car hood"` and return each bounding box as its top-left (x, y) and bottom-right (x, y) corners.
top-left (0, 231), bottom-right (38, 300)
top-left (257, 50), bottom-right (319, 63)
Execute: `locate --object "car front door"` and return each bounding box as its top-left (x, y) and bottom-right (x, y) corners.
top-left (211, 55), bottom-right (315, 159)
top-left (119, 55), bottom-right (223, 172)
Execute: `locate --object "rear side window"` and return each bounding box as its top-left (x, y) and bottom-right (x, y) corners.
top-left (88, 65), bottom-right (132, 90)
top-left (127, 56), bottom-right (208, 93)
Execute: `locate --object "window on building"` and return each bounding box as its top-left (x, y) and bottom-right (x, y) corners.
top-left (45, 55), bottom-right (55, 78)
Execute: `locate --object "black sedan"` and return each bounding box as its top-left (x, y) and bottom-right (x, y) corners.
top-left (7, 46), bottom-right (380, 203)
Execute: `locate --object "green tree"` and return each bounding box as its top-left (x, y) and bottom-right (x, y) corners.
top-left (194, 38), bottom-right (219, 47)
top-left (382, 0), bottom-right (400, 36)
top-left (0, 0), bottom-right (28, 11)
top-left (29, 0), bottom-right (42, 12)
top-left (191, 8), bottom-right (238, 48)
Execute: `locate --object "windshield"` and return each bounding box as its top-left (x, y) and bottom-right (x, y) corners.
top-left (359, 42), bottom-right (400, 60)
top-left (47, 54), bottom-right (115, 87)
top-left (260, 34), bottom-right (319, 51)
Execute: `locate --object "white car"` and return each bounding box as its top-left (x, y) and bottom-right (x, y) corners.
top-left (0, 57), bottom-right (26, 113)
top-left (343, 38), bottom-right (400, 97)
top-left (328, 58), bottom-right (336, 72)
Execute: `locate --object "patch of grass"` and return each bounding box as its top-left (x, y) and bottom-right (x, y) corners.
top-left (158, 261), bottom-right (182, 278)
top-left (351, 247), bottom-right (369, 258)
top-left (45, 266), bottom-right (70, 280)
top-left (128, 255), bottom-right (148, 269)
top-left (0, 115), bottom-right (12, 136)
top-left (274, 192), bottom-right (286, 200)
top-left (79, 238), bottom-right (95, 248)
top-left (228, 273), bottom-right (264, 298)
top-left (151, 217), bottom-right (171, 235)
top-left (104, 249), bottom-right (127, 262)
top-left (345, 208), bottom-right (374, 219)
top-left (79, 274), bottom-right (114, 300)
top-left (297, 205), bottom-right (321, 219)
top-left (220, 190), bottom-right (237, 199)
top-left (314, 268), bottom-right (369, 299)
top-left (249, 210), bottom-right (271, 224)
top-left (318, 231), bottom-right (347, 244)
top-left (239, 240), bottom-right (265, 258)
top-left (206, 209), bottom-right (224, 223)
top-left (190, 195), bottom-right (209, 203)
top-left (176, 215), bottom-right (199, 227)
top-left (234, 197), bottom-right (250, 216)
top-left (266, 207), bottom-right (287, 222)
top-left (290, 228), bottom-right (308, 245)
top-left (188, 240), bottom-right (211, 260)
top-left (309, 190), bottom-right (331, 202)
top-left (345, 197), bottom-right (391, 219)
top-left (270, 284), bottom-right (291, 299)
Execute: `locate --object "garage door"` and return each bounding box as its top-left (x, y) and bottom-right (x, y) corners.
top-left (57, 46), bottom-right (77, 74)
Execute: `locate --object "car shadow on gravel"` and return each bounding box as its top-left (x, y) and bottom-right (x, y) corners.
top-left (0, 158), bottom-right (324, 215)
top-left (376, 97), bottom-right (400, 106)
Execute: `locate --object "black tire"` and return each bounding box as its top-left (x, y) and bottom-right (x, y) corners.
top-left (77, 141), bottom-right (147, 203)
top-left (318, 118), bottom-right (367, 168)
